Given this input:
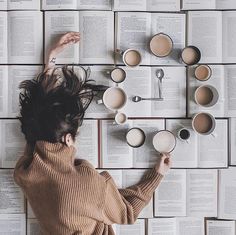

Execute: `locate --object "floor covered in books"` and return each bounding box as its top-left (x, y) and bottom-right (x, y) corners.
top-left (0, 0), bottom-right (236, 234)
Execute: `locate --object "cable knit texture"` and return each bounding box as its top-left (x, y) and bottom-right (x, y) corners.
top-left (13, 141), bottom-right (164, 235)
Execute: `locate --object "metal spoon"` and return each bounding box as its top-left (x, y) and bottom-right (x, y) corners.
top-left (156, 69), bottom-right (164, 99)
top-left (132, 96), bottom-right (164, 102)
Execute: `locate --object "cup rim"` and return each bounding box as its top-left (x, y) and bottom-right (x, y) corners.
top-left (149, 33), bottom-right (174, 58)
top-left (181, 45), bottom-right (201, 66)
top-left (152, 129), bottom-right (177, 153)
top-left (192, 112), bottom-right (216, 135)
top-left (194, 64), bottom-right (212, 82)
top-left (126, 127), bottom-right (146, 148)
top-left (110, 67), bottom-right (126, 83)
top-left (115, 112), bottom-right (127, 125)
top-left (122, 49), bottom-right (142, 67)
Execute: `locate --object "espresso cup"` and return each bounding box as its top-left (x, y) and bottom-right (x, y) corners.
top-left (152, 130), bottom-right (176, 153)
top-left (107, 67), bottom-right (126, 83)
top-left (180, 46), bottom-right (201, 65)
top-left (192, 112), bottom-right (216, 136)
top-left (149, 33), bottom-right (173, 57)
top-left (177, 128), bottom-right (191, 143)
top-left (114, 112), bottom-right (127, 125)
top-left (194, 85), bottom-right (219, 107)
top-left (116, 48), bottom-right (142, 67)
top-left (97, 87), bottom-right (127, 111)
top-left (126, 127), bottom-right (146, 148)
top-left (194, 64), bottom-right (212, 81)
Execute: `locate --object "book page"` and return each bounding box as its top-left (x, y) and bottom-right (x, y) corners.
top-left (27, 201), bottom-right (36, 219)
top-left (0, 0), bottom-right (7, 10)
top-left (151, 13), bottom-right (186, 65)
top-left (216, 0), bottom-right (236, 9)
top-left (188, 11), bottom-right (223, 63)
top-left (198, 119), bottom-right (228, 168)
top-left (222, 11), bottom-right (236, 63)
top-left (154, 169), bottom-right (187, 216)
top-left (0, 120), bottom-right (25, 168)
top-left (122, 169), bottom-right (154, 218)
top-left (0, 214), bottom-right (26, 235)
top-left (132, 119), bottom-right (165, 168)
top-left (225, 65), bottom-right (236, 116)
top-left (0, 12), bottom-right (7, 63)
top-left (27, 218), bottom-right (41, 235)
top-left (101, 120), bottom-right (133, 168)
top-left (78, 0), bottom-right (111, 10)
top-left (151, 67), bottom-right (186, 117)
top-left (187, 65), bottom-right (225, 117)
top-left (120, 67), bottom-right (151, 117)
top-left (0, 66), bottom-right (8, 116)
top-left (176, 217), bottom-right (204, 235)
top-left (186, 169), bottom-right (218, 217)
top-left (230, 118), bottom-right (236, 165)
top-left (207, 220), bottom-right (236, 235)
top-left (42, 0), bottom-right (77, 10)
top-left (166, 119), bottom-right (198, 168)
top-left (218, 167), bottom-right (236, 220)
top-left (114, 219), bottom-right (145, 235)
top-left (0, 169), bottom-right (24, 213)
top-left (148, 218), bottom-right (176, 235)
top-left (79, 11), bottom-right (114, 64)
top-left (8, 11), bottom-right (43, 64)
top-left (8, 0), bottom-right (40, 9)
top-left (113, 0), bottom-right (147, 11)
top-left (8, 65), bottom-right (42, 117)
top-left (44, 11), bottom-right (79, 64)
top-left (147, 0), bottom-right (180, 11)
top-left (182, 0), bottom-right (216, 9)
top-left (115, 12), bottom-right (151, 65)
top-left (74, 120), bottom-right (99, 168)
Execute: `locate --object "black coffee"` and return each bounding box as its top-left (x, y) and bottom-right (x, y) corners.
top-left (179, 129), bottom-right (190, 140)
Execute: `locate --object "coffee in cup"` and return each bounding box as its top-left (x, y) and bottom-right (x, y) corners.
top-left (109, 67), bottom-right (126, 83)
top-left (126, 128), bottom-right (146, 148)
top-left (97, 87), bottom-right (127, 111)
top-left (192, 112), bottom-right (216, 135)
top-left (152, 130), bottom-right (176, 153)
top-left (116, 49), bottom-right (142, 67)
top-left (177, 128), bottom-right (190, 143)
top-left (115, 112), bottom-right (127, 125)
top-left (194, 65), bottom-right (212, 81)
top-left (194, 85), bottom-right (219, 107)
top-left (181, 46), bottom-right (201, 65)
top-left (150, 33), bottom-right (173, 57)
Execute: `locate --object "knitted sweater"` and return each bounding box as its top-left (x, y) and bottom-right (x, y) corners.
top-left (13, 141), bottom-right (164, 235)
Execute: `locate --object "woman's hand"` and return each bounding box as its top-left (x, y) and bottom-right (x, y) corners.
top-left (155, 153), bottom-right (172, 176)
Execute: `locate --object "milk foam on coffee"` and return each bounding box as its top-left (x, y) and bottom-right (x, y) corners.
top-left (182, 47), bottom-right (199, 65)
top-left (150, 34), bottom-right (173, 57)
top-left (153, 130), bottom-right (176, 153)
top-left (104, 88), bottom-right (126, 110)
top-left (193, 113), bottom-right (213, 134)
top-left (115, 113), bottom-right (127, 124)
top-left (124, 50), bottom-right (141, 67)
top-left (126, 128), bottom-right (145, 147)
top-left (195, 65), bottom-right (211, 81)
top-left (111, 68), bottom-right (126, 83)
top-left (195, 86), bottom-right (214, 106)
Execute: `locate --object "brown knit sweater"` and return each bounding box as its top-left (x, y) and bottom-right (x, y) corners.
top-left (13, 141), bottom-right (163, 235)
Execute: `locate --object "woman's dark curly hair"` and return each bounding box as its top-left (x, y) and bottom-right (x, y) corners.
top-left (18, 66), bottom-right (107, 144)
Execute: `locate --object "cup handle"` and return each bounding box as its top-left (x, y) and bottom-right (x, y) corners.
top-left (115, 49), bottom-right (124, 55)
top-left (96, 99), bottom-right (103, 105)
top-left (186, 139), bottom-right (190, 144)
top-left (106, 70), bottom-right (111, 75)
top-left (211, 132), bottom-right (217, 138)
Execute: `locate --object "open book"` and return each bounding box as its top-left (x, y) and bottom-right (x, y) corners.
top-left (113, 0), bottom-right (180, 11)
top-left (188, 11), bottom-right (236, 63)
top-left (113, 219), bottom-right (145, 235)
top-left (0, 11), bottom-right (43, 64)
top-left (0, 66), bottom-right (42, 117)
top-left (45, 11), bottom-right (114, 64)
top-left (188, 65), bottom-right (236, 117)
top-left (0, 169), bottom-right (25, 213)
top-left (0, 214), bottom-right (26, 235)
top-left (218, 167), bottom-right (236, 220)
top-left (166, 119), bottom-right (228, 168)
top-left (148, 217), bottom-right (204, 235)
top-left (206, 219), bottom-right (236, 235)
top-left (182, 0), bottom-right (236, 10)
top-left (0, 0), bottom-right (40, 10)
top-left (100, 119), bottom-right (164, 168)
top-left (230, 118), bottom-right (236, 165)
top-left (116, 12), bottom-right (185, 65)
top-left (154, 169), bottom-right (218, 217)
top-left (42, 0), bottom-right (112, 10)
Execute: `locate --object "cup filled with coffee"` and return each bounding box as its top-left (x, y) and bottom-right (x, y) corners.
top-left (149, 33), bottom-right (173, 57)
top-left (107, 67), bottom-right (126, 83)
top-left (152, 130), bottom-right (176, 153)
top-left (116, 48), bottom-right (142, 67)
top-left (194, 85), bottom-right (219, 108)
top-left (126, 127), bottom-right (146, 148)
top-left (180, 46), bottom-right (201, 65)
top-left (114, 112), bottom-right (127, 125)
top-left (97, 87), bottom-right (127, 111)
top-left (194, 64), bottom-right (212, 81)
top-left (192, 112), bottom-right (216, 136)
top-left (177, 128), bottom-right (191, 143)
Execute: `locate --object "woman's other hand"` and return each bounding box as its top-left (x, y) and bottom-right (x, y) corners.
top-left (155, 153), bottom-right (172, 176)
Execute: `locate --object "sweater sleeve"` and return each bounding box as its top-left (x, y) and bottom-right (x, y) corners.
top-left (100, 168), bottom-right (163, 225)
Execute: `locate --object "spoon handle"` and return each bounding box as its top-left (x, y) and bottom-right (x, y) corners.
top-left (142, 98), bottom-right (164, 101)
top-left (158, 79), bottom-right (163, 99)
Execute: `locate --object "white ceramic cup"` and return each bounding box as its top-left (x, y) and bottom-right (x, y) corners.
top-left (107, 67), bottom-right (126, 83)
top-left (126, 127), bottom-right (146, 148)
top-left (116, 48), bottom-right (142, 67)
top-left (177, 128), bottom-right (191, 144)
top-left (114, 112), bottom-right (127, 125)
top-left (194, 64), bottom-right (212, 81)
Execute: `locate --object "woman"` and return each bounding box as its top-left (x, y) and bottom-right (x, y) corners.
top-left (13, 32), bottom-right (172, 235)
